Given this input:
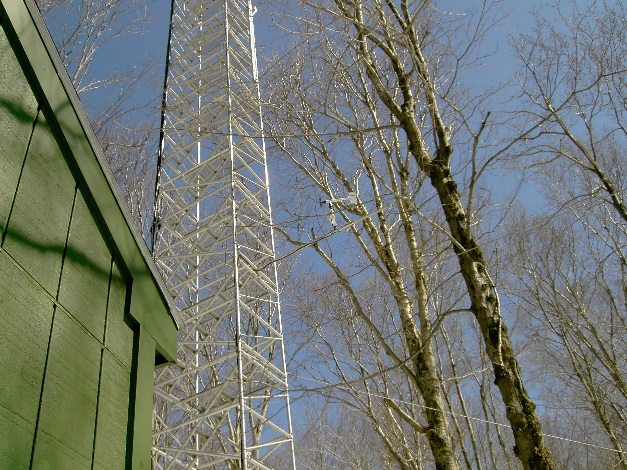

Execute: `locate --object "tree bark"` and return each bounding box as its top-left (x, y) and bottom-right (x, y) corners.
top-left (425, 158), bottom-right (555, 469)
top-left (312, 237), bottom-right (460, 469)
top-left (340, 0), bottom-right (557, 464)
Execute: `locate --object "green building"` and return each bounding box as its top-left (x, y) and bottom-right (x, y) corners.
top-left (0, 0), bottom-right (179, 468)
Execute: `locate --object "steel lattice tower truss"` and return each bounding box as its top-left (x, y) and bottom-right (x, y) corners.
top-left (151, 1), bottom-right (295, 468)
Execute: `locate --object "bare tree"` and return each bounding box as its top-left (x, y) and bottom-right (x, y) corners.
top-left (99, 123), bottom-right (156, 235)
top-left (515, 0), bottom-right (627, 223)
top-left (263, 1), bottom-right (554, 468)
top-left (37, 0), bottom-right (148, 97)
top-left (37, 0), bottom-right (161, 241)
top-left (505, 206), bottom-right (627, 468)
top-left (505, 3), bottom-right (627, 466)
top-left (286, 269), bottom-right (442, 469)
top-left (294, 400), bottom-right (404, 470)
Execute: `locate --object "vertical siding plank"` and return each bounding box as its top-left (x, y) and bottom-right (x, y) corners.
top-left (0, 24), bottom-right (38, 233)
top-left (106, 262), bottom-right (134, 369)
top-left (58, 188), bottom-right (110, 341)
top-left (131, 327), bottom-right (157, 470)
top-left (2, 112), bottom-right (75, 295)
top-left (0, 253), bottom-right (54, 469)
top-left (31, 313), bottom-right (101, 469)
top-left (93, 352), bottom-right (132, 469)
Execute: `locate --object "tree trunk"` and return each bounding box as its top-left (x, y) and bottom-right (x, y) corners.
top-left (426, 157), bottom-right (555, 470)
top-left (314, 240), bottom-right (460, 469)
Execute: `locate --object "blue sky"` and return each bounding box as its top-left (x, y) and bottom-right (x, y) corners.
top-left (76, 0), bottom-right (541, 124)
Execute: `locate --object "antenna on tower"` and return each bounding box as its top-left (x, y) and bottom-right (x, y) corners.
top-left (320, 174), bottom-right (360, 230)
top-left (320, 191), bottom-right (357, 230)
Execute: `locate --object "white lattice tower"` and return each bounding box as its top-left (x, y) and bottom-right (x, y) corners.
top-left (151, 1), bottom-right (295, 468)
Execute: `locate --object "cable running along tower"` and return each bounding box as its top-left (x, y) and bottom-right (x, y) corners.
top-left (151, 0), bottom-right (295, 468)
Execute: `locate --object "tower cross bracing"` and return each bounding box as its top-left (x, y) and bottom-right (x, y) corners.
top-left (151, 1), bottom-right (295, 468)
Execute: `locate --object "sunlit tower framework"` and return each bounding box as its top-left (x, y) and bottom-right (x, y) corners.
top-left (151, 0), bottom-right (296, 468)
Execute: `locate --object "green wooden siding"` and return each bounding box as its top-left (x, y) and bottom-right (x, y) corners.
top-left (106, 263), bottom-right (135, 370)
top-left (1, 1), bottom-right (179, 467)
top-left (93, 353), bottom-right (132, 470)
top-left (0, 254), bottom-right (53, 470)
top-left (58, 188), bottom-right (112, 341)
top-left (32, 312), bottom-right (102, 469)
top-left (0, 22), bottom-right (36, 233)
top-left (0, 18), bottom-right (137, 468)
top-left (2, 110), bottom-right (76, 295)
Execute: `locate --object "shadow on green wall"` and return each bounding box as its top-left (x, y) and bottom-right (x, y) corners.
top-left (0, 97), bottom-right (34, 123)
top-left (1, 224), bottom-right (112, 281)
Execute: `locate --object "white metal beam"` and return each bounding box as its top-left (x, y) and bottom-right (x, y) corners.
top-left (152, 1), bottom-right (296, 468)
